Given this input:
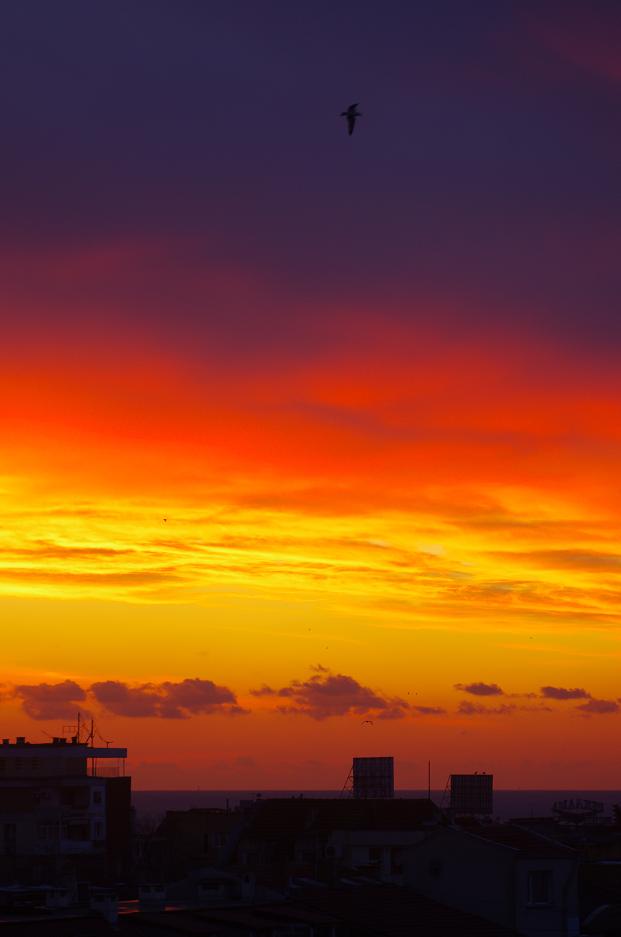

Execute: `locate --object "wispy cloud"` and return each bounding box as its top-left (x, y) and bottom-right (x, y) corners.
top-left (489, 549), bottom-right (621, 574)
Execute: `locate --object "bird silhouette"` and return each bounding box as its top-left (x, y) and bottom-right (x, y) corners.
top-left (361, 719), bottom-right (374, 726)
top-left (341, 103), bottom-right (361, 136)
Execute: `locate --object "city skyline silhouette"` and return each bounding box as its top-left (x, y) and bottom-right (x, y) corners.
top-left (1, 0), bottom-right (620, 792)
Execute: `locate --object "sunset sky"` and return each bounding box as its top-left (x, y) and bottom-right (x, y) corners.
top-left (2, 1), bottom-right (621, 790)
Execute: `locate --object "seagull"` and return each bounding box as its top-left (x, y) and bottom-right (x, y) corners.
top-left (341, 103), bottom-right (361, 136)
top-left (361, 719), bottom-right (374, 727)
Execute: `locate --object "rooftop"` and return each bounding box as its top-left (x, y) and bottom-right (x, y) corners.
top-left (243, 797), bottom-right (442, 841)
top-left (0, 738), bottom-right (126, 759)
top-left (294, 884), bottom-right (521, 937)
top-left (460, 823), bottom-right (576, 858)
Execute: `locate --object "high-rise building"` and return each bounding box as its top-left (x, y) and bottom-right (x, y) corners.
top-left (0, 736), bottom-right (131, 884)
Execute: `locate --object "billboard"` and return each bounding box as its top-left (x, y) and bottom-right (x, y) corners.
top-left (352, 756), bottom-right (394, 799)
top-left (449, 773), bottom-right (493, 814)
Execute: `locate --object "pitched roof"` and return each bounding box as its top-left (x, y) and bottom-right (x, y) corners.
top-left (463, 824), bottom-right (576, 858)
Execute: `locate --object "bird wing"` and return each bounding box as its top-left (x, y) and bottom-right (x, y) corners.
top-left (347, 115), bottom-right (356, 135)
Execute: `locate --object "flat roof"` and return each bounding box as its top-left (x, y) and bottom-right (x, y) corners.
top-left (0, 743), bottom-right (126, 759)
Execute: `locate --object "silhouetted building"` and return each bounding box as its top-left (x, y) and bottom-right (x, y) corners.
top-left (511, 810), bottom-right (621, 928)
top-left (0, 736), bottom-right (130, 884)
top-left (404, 823), bottom-right (579, 937)
top-left (146, 808), bottom-right (241, 880)
top-left (233, 797), bottom-right (442, 889)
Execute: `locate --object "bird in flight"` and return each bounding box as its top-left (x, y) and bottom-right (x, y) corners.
top-left (361, 719), bottom-right (374, 727)
top-left (341, 103), bottom-right (361, 136)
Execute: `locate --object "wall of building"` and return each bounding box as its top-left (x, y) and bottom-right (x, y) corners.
top-left (0, 772), bottom-right (130, 884)
top-left (515, 858), bottom-right (579, 937)
top-left (404, 828), bottom-right (579, 937)
top-left (405, 828), bottom-right (514, 930)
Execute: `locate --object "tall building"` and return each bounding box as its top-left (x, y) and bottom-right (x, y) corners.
top-left (0, 736), bottom-right (130, 884)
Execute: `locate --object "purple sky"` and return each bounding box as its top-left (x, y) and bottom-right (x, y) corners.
top-left (1, 0), bottom-right (620, 364)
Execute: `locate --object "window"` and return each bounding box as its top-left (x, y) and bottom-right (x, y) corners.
top-left (528, 870), bottom-right (553, 906)
top-left (92, 790), bottom-right (103, 805)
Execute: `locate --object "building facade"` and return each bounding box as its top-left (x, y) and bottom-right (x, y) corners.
top-left (0, 736), bottom-right (130, 884)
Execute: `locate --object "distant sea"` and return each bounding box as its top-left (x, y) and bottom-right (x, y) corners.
top-left (132, 789), bottom-right (621, 823)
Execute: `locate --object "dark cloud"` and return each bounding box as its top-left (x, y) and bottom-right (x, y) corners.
top-left (458, 701), bottom-right (515, 717)
top-left (250, 685), bottom-right (278, 697)
top-left (454, 682), bottom-right (504, 697)
top-left (15, 680), bottom-right (87, 720)
top-left (576, 698), bottom-right (619, 715)
top-left (412, 705), bottom-right (446, 716)
top-left (90, 679), bottom-right (246, 719)
top-left (541, 685), bottom-right (591, 700)
top-left (252, 671), bottom-right (409, 720)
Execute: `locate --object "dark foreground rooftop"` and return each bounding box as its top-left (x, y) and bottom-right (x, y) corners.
top-left (293, 884), bottom-right (522, 937)
top-left (0, 886), bottom-right (522, 936)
